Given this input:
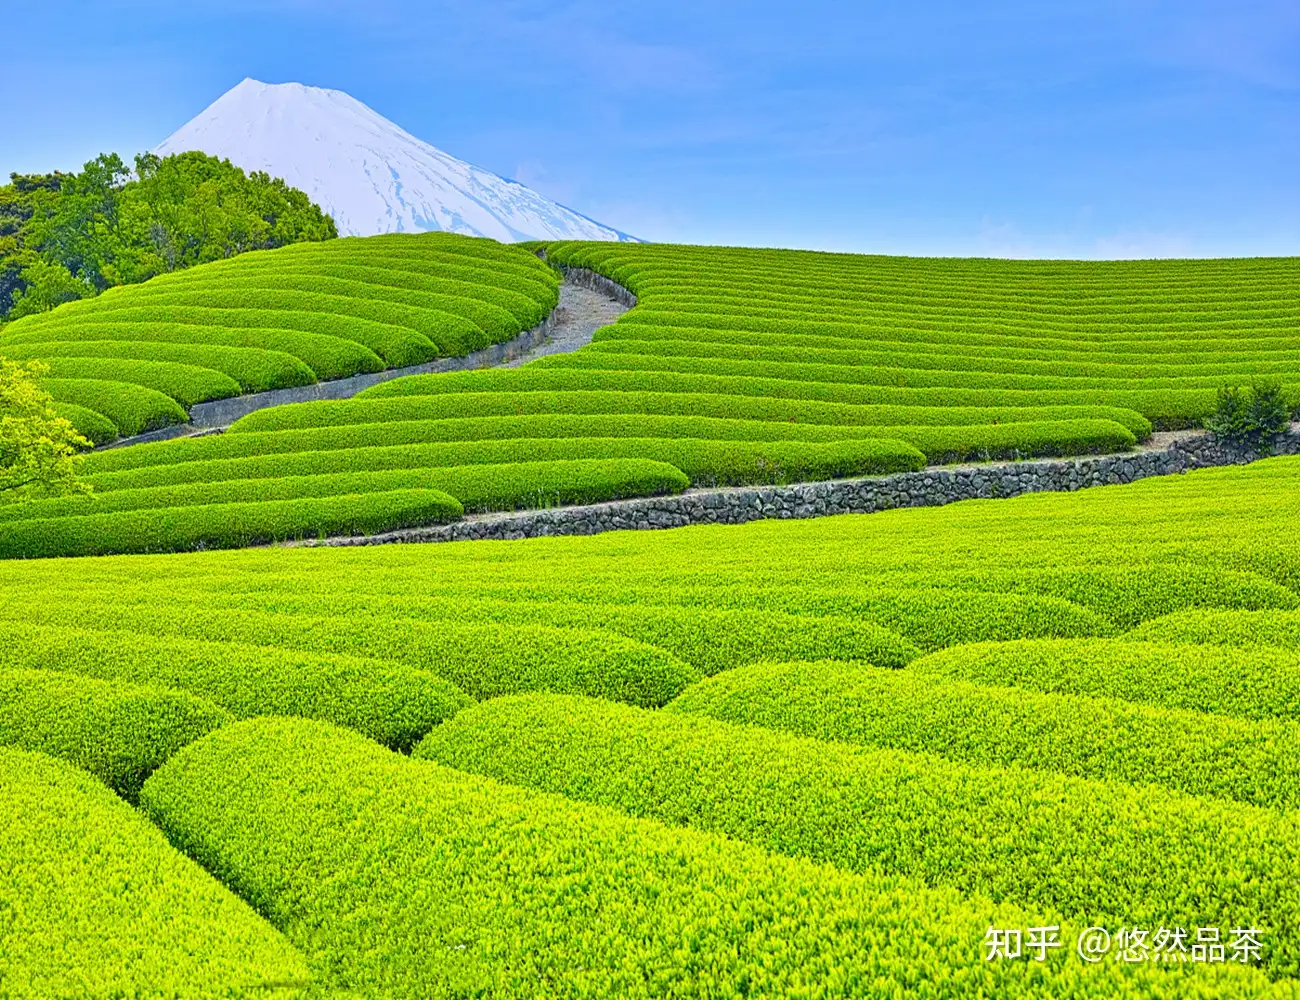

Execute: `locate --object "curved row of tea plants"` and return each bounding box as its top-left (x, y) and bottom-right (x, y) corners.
top-left (361, 244), bottom-right (1300, 438)
top-left (421, 692), bottom-right (1300, 969)
top-left (5, 457), bottom-right (1300, 995)
top-left (135, 716), bottom-right (1283, 998)
top-left (0, 744), bottom-right (308, 997)
top-left (9, 242), bottom-right (1294, 555)
top-left (0, 232), bottom-right (559, 439)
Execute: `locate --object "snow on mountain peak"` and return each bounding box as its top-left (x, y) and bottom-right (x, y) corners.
top-left (155, 78), bottom-right (637, 243)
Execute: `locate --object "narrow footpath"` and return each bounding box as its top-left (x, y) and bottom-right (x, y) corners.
top-left (101, 269), bottom-right (633, 449)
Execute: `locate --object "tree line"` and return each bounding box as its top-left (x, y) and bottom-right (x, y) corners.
top-left (0, 150), bottom-right (337, 320)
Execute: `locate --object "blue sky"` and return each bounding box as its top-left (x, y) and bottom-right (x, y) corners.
top-left (4, 0), bottom-right (1297, 257)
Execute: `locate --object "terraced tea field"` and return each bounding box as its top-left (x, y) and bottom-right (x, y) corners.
top-left (0, 232), bottom-right (560, 441)
top-left (4, 456), bottom-right (1300, 997)
top-left (2, 241), bottom-right (1297, 559)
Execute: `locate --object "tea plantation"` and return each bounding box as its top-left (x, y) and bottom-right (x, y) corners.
top-left (0, 232), bottom-right (560, 440)
top-left (3, 456), bottom-right (1300, 997)
top-left (1, 241), bottom-right (1297, 558)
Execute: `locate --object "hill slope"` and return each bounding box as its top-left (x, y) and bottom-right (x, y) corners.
top-left (0, 232), bottom-right (559, 439)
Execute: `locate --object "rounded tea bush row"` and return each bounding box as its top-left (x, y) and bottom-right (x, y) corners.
top-left (1, 231), bottom-right (559, 438)
top-left (421, 692), bottom-right (1300, 972)
top-left (137, 716), bottom-right (1281, 999)
top-left (1, 745), bottom-right (308, 997)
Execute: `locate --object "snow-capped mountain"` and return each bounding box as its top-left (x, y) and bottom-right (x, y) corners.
top-left (155, 78), bottom-right (637, 242)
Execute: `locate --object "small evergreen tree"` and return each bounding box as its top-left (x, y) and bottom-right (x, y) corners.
top-left (1205, 382), bottom-right (1292, 455)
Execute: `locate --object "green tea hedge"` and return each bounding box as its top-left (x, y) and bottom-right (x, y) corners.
top-left (33, 355), bottom-right (241, 406)
top-left (124, 589), bottom-right (920, 675)
top-left (83, 457), bottom-right (689, 515)
top-left (1128, 609), bottom-right (1300, 649)
top-left (0, 622), bottom-right (469, 750)
top-left (420, 692), bottom-right (1300, 972)
top-left (138, 716), bottom-right (1276, 998)
top-left (3, 231), bottom-right (560, 438)
top-left (79, 420), bottom-right (926, 487)
top-left (0, 668), bottom-right (229, 799)
top-left (231, 391), bottom-right (1154, 438)
top-left (223, 410), bottom-right (1133, 465)
top-left (3, 339), bottom-right (317, 394)
top-left (531, 348), bottom-right (1296, 393)
top-left (0, 468), bottom-right (469, 524)
top-left (666, 660), bottom-right (1300, 810)
top-left (5, 316), bottom-right (387, 380)
top-left (885, 564), bottom-right (1300, 629)
top-left (50, 401), bottom-right (119, 446)
top-left (41, 377), bottom-right (188, 436)
top-left (912, 638), bottom-right (1300, 721)
top-left (0, 599), bottom-right (699, 708)
top-left (1, 745), bottom-right (309, 997)
top-left (0, 488), bottom-right (462, 558)
top-left (358, 365), bottom-right (1223, 430)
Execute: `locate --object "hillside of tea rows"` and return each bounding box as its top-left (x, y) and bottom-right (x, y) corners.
top-left (3, 457), bottom-right (1300, 996)
top-left (0, 240), bottom-right (1296, 559)
top-left (0, 232), bottom-right (560, 441)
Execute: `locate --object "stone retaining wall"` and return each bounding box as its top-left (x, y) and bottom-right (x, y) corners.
top-left (312, 425), bottom-right (1300, 547)
top-left (556, 264), bottom-right (638, 307)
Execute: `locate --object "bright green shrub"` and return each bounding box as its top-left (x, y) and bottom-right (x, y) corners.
top-left (138, 716), bottom-right (1277, 998)
top-left (101, 287), bottom-right (469, 360)
top-left (0, 598), bottom-right (699, 708)
top-left (41, 377), bottom-right (188, 435)
top-left (357, 365), bottom-right (1219, 429)
top-left (420, 692), bottom-right (1300, 973)
top-left (892, 564), bottom-right (1300, 628)
top-left (79, 419), bottom-right (927, 486)
top-left (30, 355), bottom-right (241, 406)
top-left (531, 347), bottom-right (1291, 394)
top-left (912, 639), bottom-right (1300, 721)
top-left (666, 660), bottom-right (1300, 810)
top-left (0, 622), bottom-right (469, 750)
top-left (0, 488), bottom-right (462, 558)
top-left (124, 589), bottom-right (920, 675)
top-left (0, 468), bottom-right (468, 523)
top-left (2, 340), bottom-right (317, 393)
top-left (0, 745), bottom-right (309, 996)
top-left (0, 668), bottom-right (229, 799)
top-left (82, 455), bottom-right (691, 512)
top-left (1206, 382), bottom-right (1295, 452)
top-left (230, 390), bottom-right (1154, 438)
top-left (900, 418), bottom-right (1136, 461)
top-left (1128, 609), bottom-right (1300, 649)
top-left (4, 315), bottom-right (387, 380)
top-left (50, 401), bottom-right (118, 446)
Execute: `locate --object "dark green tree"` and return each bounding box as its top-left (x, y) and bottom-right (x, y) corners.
top-left (0, 151), bottom-right (337, 321)
top-left (1205, 382), bottom-right (1293, 455)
